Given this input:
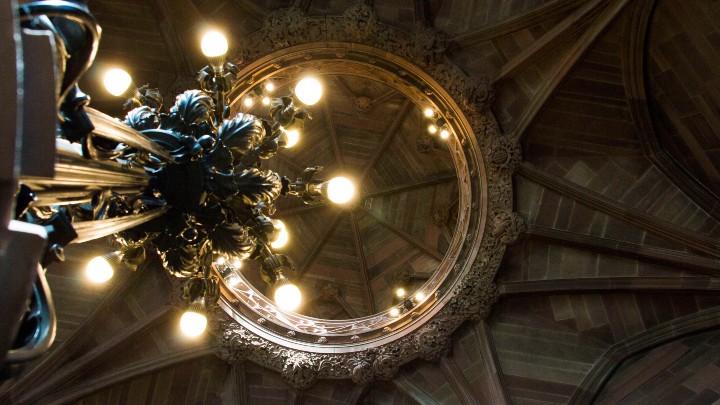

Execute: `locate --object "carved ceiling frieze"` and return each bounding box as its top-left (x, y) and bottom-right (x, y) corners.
top-left (211, 1), bottom-right (523, 389)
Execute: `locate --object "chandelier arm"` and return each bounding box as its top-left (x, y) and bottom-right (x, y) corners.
top-left (18, 0), bottom-right (100, 104)
top-left (71, 207), bottom-right (168, 244)
top-left (86, 108), bottom-right (176, 163)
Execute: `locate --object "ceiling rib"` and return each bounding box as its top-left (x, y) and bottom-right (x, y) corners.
top-left (568, 307), bottom-right (720, 404)
top-left (297, 210), bottom-right (344, 278)
top-left (363, 172), bottom-right (456, 199)
top-left (439, 357), bottom-right (479, 404)
top-left (359, 99), bottom-right (412, 182)
top-left (361, 207), bottom-right (444, 261)
top-left (323, 99), bottom-right (345, 171)
top-left (149, 0), bottom-right (195, 76)
top-left (454, 0), bottom-right (586, 48)
top-left (474, 321), bottom-right (510, 405)
top-left (499, 277), bottom-right (720, 296)
top-left (227, 364), bottom-right (248, 405)
top-left (393, 372), bottom-right (441, 405)
top-left (333, 292), bottom-right (360, 318)
top-left (526, 225), bottom-right (720, 275)
top-left (622, 0), bottom-right (720, 222)
top-left (18, 306), bottom-right (173, 404)
top-left (42, 346), bottom-right (215, 405)
top-left (493, 0), bottom-right (603, 82)
top-left (518, 162), bottom-right (720, 258)
top-left (5, 269), bottom-right (141, 398)
top-left (350, 211), bottom-right (375, 314)
top-left (512, 0), bottom-right (631, 142)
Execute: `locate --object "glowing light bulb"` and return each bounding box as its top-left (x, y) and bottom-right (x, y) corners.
top-left (439, 128), bottom-right (450, 139)
top-left (325, 176), bottom-right (355, 204)
top-left (265, 82), bottom-right (275, 92)
top-left (244, 97), bottom-right (254, 107)
top-left (232, 258), bottom-right (242, 268)
top-left (294, 77), bottom-right (322, 105)
top-left (270, 220), bottom-right (289, 249)
top-left (262, 96), bottom-right (271, 105)
top-left (283, 128), bottom-right (300, 148)
top-left (180, 309), bottom-right (207, 337)
top-left (428, 124), bottom-right (438, 134)
top-left (423, 108), bottom-right (434, 118)
top-left (226, 273), bottom-right (241, 287)
top-left (216, 256), bottom-right (226, 265)
top-left (86, 256), bottom-right (114, 283)
top-left (415, 292), bottom-right (426, 301)
top-left (395, 288), bottom-right (406, 298)
top-left (274, 281), bottom-right (301, 311)
top-left (389, 307), bottom-right (400, 317)
top-left (103, 68), bottom-right (132, 97)
top-left (200, 31), bottom-right (228, 57)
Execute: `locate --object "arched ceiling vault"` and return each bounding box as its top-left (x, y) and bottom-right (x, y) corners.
top-left (3, 0), bottom-right (720, 404)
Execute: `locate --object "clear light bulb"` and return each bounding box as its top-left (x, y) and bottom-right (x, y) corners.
top-left (283, 128), bottom-right (300, 148)
top-left (294, 77), bottom-right (322, 105)
top-left (225, 273), bottom-right (241, 287)
top-left (439, 128), bottom-right (450, 139)
top-left (395, 288), bottom-right (406, 298)
top-left (265, 82), bottom-right (275, 92)
top-left (200, 31), bottom-right (228, 57)
top-left (179, 309), bottom-right (207, 337)
top-left (415, 292), bottom-right (426, 301)
top-left (244, 97), bottom-right (254, 107)
top-left (423, 108), bottom-right (434, 118)
top-left (325, 176), bottom-right (355, 204)
top-left (103, 68), bottom-right (132, 97)
top-left (86, 256), bottom-right (114, 283)
top-left (270, 220), bottom-right (289, 249)
top-left (389, 307), bottom-right (400, 317)
top-left (216, 256), bottom-right (226, 265)
top-left (262, 96), bottom-right (271, 106)
top-left (274, 281), bottom-right (301, 311)
top-left (428, 124), bottom-right (438, 134)
top-left (232, 258), bottom-right (242, 268)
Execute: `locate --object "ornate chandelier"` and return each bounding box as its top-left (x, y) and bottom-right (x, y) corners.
top-left (9, 0), bottom-right (356, 350)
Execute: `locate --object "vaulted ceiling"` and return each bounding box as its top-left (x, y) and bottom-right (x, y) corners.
top-left (3, 0), bottom-right (720, 403)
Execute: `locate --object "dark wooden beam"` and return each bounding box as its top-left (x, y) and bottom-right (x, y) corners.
top-left (297, 210), bottom-right (344, 278)
top-left (361, 207), bottom-right (444, 261)
top-left (17, 307), bottom-right (173, 404)
top-left (359, 99), bottom-right (412, 183)
top-left (500, 277), bottom-right (720, 296)
top-left (275, 153), bottom-right (306, 176)
top-left (149, 0), bottom-right (196, 76)
top-left (526, 225), bottom-right (720, 276)
top-left (394, 372), bottom-right (440, 405)
top-left (41, 346), bottom-right (214, 405)
top-left (233, 0), bottom-right (269, 22)
top-left (323, 99), bottom-right (345, 171)
top-left (474, 322), bottom-right (510, 405)
top-left (454, 0), bottom-right (586, 48)
top-left (363, 172), bottom-right (456, 199)
top-left (351, 211), bottom-right (376, 314)
top-left (622, 0), bottom-right (720, 221)
top-left (274, 202), bottom-right (330, 218)
top-left (518, 162), bottom-right (720, 258)
top-left (494, 0), bottom-right (604, 82)
top-left (5, 269), bottom-right (143, 397)
top-left (439, 357), bottom-right (479, 404)
top-left (569, 307), bottom-right (720, 404)
top-left (413, 0), bottom-right (427, 26)
top-left (512, 0), bottom-right (631, 141)
top-left (345, 385), bottom-right (367, 405)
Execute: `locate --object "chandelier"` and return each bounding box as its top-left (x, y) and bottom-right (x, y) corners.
top-left (9, 0), bottom-right (357, 352)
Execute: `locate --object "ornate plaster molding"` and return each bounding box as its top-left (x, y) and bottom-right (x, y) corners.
top-left (212, 1), bottom-right (523, 389)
